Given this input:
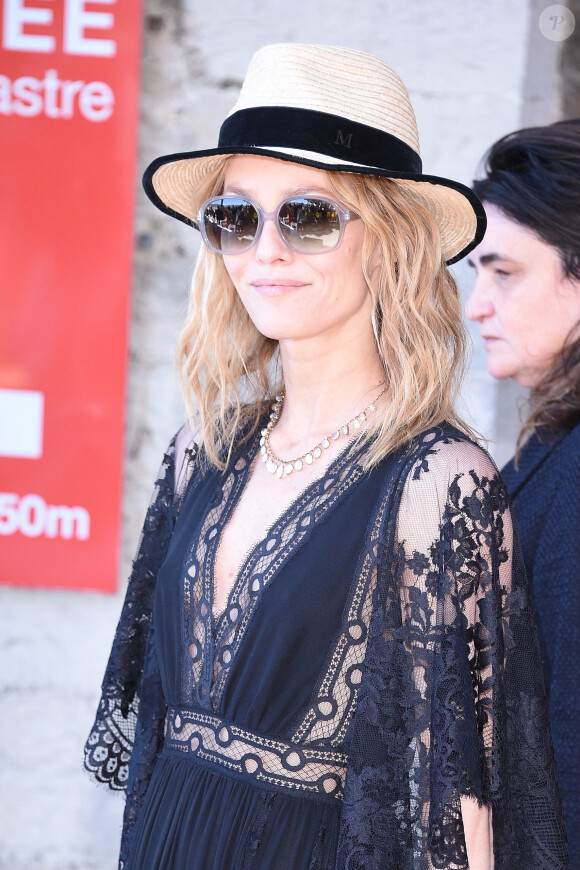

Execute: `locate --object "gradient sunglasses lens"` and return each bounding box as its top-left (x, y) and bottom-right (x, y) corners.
top-left (198, 196), bottom-right (349, 254)
top-left (278, 198), bottom-right (342, 253)
top-left (200, 197), bottom-right (260, 253)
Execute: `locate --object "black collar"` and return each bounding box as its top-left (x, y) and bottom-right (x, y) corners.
top-left (501, 430), bottom-right (567, 497)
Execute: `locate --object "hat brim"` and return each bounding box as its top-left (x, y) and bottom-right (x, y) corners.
top-left (143, 146), bottom-right (486, 265)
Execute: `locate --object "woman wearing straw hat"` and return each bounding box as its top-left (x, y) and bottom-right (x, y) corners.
top-left (85, 44), bottom-right (567, 869)
top-left (466, 119), bottom-right (580, 867)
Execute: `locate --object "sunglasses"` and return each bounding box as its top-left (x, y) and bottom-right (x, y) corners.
top-left (197, 195), bottom-right (355, 255)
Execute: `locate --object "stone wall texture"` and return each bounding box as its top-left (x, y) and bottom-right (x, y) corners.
top-left (0, 1), bottom-right (567, 867)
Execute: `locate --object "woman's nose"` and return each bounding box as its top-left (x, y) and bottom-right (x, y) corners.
top-left (465, 274), bottom-right (494, 321)
top-left (254, 217), bottom-right (292, 262)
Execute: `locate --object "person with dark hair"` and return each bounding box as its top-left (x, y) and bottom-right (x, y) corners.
top-left (466, 118), bottom-right (580, 864)
top-left (85, 45), bottom-right (568, 869)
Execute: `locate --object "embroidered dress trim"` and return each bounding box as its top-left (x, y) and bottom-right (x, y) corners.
top-left (164, 707), bottom-right (347, 802)
top-left (291, 477), bottom-right (393, 747)
top-left (182, 433), bottom-right (370, 711)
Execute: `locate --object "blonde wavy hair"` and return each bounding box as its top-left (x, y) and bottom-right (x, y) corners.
top-left (177, 157), bottom-right (475, 469)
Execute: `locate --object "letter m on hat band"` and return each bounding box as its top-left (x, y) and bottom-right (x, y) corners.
top-left (219, 108), bottom-right (423, 174)
top-left (334, 129), bottom-right (353, 150)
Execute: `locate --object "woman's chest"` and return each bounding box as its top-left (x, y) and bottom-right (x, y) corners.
top-left (213, 455), bottom-right (342, 614)
top-left (153, 448), bottom-right (389, 717)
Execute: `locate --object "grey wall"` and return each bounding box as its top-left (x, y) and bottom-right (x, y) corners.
top-left (0, 2), bottom-right (568, 867)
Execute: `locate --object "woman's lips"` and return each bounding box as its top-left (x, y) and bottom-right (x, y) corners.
top-left (251, 279), bottom-right (307, 297)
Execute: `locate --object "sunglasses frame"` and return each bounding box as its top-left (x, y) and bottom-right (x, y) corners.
top-left (197, 194), bottom-right (354, 255)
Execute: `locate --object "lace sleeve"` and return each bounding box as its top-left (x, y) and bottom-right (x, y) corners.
top-left (83, 423), bottom-right (201, 775)
top-left (338, 431), bottom-right (568, 870)
top-left (83, 436), bottom-right (178, 792)
top-left (83, 425), bottom-right (200, 866)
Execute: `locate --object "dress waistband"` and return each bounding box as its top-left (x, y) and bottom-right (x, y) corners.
top-left (164, 707), bottom-right (347, 802)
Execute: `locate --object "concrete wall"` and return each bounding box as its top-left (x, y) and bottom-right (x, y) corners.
top-left (0, 1), bottom-right (567, 867)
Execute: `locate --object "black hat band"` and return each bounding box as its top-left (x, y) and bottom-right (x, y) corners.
top-left (219, 107), bottom-right (423, 175)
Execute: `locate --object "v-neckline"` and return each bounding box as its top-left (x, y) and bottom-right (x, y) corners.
top-left (180, 426), bottom-right (372, 711)
top-left (210, 429), bottom-right (368, 626)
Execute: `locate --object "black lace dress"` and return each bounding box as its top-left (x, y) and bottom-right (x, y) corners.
top-left (85, 424), bottom-right (568, 869)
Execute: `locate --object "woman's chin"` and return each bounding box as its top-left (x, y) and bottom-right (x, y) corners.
top-left (485, 352), bottom-right (517, 383)
top-left (487, 365), bottom-right (512, 382)
top-left (249, 317), bottom-right (321, 343)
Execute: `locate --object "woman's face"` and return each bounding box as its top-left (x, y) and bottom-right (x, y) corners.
top-left (220, 155), bottom-right (373, 347)
top-left (465, 203), bottom-right (580, 388)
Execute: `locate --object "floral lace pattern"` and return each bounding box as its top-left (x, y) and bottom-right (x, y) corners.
top-left (84, 424), bottom-right (569, 869)
top-left (83, 441), bottom-right (179, 791)
top-left (337, 434), bottom-right (568, 869)
top-left (83, 431), bottom-right (198, 867)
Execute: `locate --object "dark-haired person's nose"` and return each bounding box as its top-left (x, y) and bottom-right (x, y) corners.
top-left (465, 276), bottom-right (494, 322)
top-left (254, 218), bottom-right (293, 263)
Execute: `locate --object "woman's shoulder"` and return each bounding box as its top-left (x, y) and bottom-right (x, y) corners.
top-left (173, 418), bottom-right (201, 456)
top-left (553, 421), bottom-right (580, 461)
top-left (393, 426), bottom-right (510, 565)
top-left (171, 418), bottom-right (203, 498)
top-left (401, 424), bottom-right (498, 485)
top-left (392, 425), bottom-right (505, 538)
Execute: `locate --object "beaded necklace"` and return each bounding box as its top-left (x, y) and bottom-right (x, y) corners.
top-left (260, 386), bottom-right (386, 478)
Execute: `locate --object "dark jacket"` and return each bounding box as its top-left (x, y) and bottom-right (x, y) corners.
top-left (502, 424), bottom-right (580, 865)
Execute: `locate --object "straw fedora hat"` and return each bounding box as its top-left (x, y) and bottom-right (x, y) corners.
top-left (143, 43), bottom-right (486, 264)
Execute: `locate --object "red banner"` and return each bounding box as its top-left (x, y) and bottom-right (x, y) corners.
top-left (0, 0), bottom-right (143, 591)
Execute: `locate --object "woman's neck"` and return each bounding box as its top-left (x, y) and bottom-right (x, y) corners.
top-left (275, 338), bottom-right (385, 452)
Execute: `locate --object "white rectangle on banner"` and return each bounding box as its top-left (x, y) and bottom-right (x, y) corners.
top-left (0, 390), bottom-right (44, 458)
